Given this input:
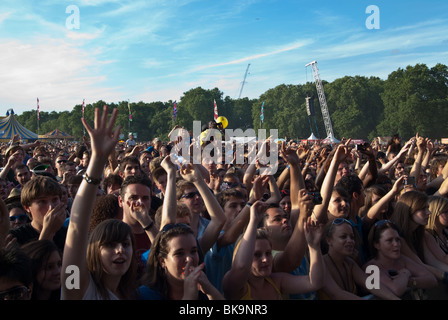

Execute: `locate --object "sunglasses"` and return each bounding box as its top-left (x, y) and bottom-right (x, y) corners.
top-left (9, 214), bottom-right (30, 223)
top-left (0, 285), bottom-right (31, 300)
top-left (180, 191), bottom-right (201, 199)
top-left (332, 218), bottom-right (351, 225)
top-left (57, 160), bottom-right (67, 164)
top-left (374, 219), bottom-right (394, 227)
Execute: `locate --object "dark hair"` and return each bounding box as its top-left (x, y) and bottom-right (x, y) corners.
top-left (216, 188), bottom-right (245, 208)
top-left (141, 224), bottom-right (201, 299)
top-left (89, 194), bottom-right (122, 234)
top-left (87, 219), bottom-right (138, 300)
top-left (367, 220), bottom-right (402, 260)
top-left (0, 247), bottom-right (33, 288)
top-left (102, 174), bottom-right (123, 193)
top-left (335, 174), bottom-right (363, 202)
top-left (119, 156), bottom-right (141, 174)
top-left (120, 175), bottom-right (152, 197)
top-left (21, 240), bottom-right (61, 300)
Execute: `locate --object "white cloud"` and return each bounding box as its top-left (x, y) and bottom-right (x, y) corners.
top-left (0, 37), bottom-right (123, 115)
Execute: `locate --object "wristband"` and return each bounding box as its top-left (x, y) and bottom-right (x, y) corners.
top-left (83, 173), bottom-right (101, 185)
top-left (143, 220), bottom-right (154, 231)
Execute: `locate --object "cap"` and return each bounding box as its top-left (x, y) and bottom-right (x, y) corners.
top-left (5, 187), bottom-right (22, 205)
top-left (5, 144), bottom-right (24, 159)
top-left (31, 164), bottom-right (49, 174)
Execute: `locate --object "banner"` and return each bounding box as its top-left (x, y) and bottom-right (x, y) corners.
top-left (173, 100), bottom-right (177, 121)
top-left (214, 99), bottom-right (218, 120)
top-left (37, 98), bottom-right (40, 120)
top-left (128, 100), bottom-right (132, 122)
top-left (260, 101), bottom-right (264, 123)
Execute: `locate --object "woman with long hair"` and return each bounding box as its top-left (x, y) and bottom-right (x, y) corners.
top-left (390, 191), bottom-right (448, 284)
top-left (365, 220), bottom-right (437, 299)
top-left (62, 105), bottom-right (138, 300)
top-left (139, 223), bottom-right (223, 300)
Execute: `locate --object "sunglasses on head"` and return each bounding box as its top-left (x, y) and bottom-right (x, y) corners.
top-left (332, 218), bottom-right (351, 225)
top-left (180, 191), bottom-right (201, 199)
top-left (374, 219), bottom-right (394, 228)
top-left (9, 214), bottom-right (30, 223)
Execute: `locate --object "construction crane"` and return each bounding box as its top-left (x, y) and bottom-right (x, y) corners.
top-left (238, 63), bottom-right (251, 99)
top-left (305, 60), bottom-right (338, 143)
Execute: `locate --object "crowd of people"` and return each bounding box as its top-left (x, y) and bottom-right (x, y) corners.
top-left (1, 106), bottom-right (448, 301)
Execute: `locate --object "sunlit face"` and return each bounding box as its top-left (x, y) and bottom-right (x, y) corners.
top-left (119, 184), bottom-right (152, 221)
top-left (55, 157), bottom-right (67, 172)
top-left (279, 195), bottom-right (291, 214)
top-left (15, 167), bottom-right (31, 186)
top-left (37, 250), bottom-right (62, 292)
top-left (80, 155), bottom-right (89, 168)
top-left (100, 236), bottom-right (133, 277)
top-left (264, 207), bottom-right (291, 243)
top-left (394, 164), bottom-right (405, 178)
top-left (412, 204), bottom-right (431, 226)
top-left (223, 196), bottom-right (245, 224)
top-left (160, 234), bottom-right (199, 282)
top-left (335, 162), bottom-right (350, 183)
top-left (155, 174), bottom-right (167, 195)
top-left (24, 195), bottom-right (61, 229)
top-left (328, 191), bottom-right (350, 219)
top-left (122, 163), bottom-right (141, 178)
top-left (251, 239), bottom-right (273, 278)
top-left (327, 223), bottom-right (355, 257)
top-left (437, 211), bottom-right (448, 228)
top-left (179, 187), bottom-right (203, 215)
top-left (375, 228), bottom-right (401, 260)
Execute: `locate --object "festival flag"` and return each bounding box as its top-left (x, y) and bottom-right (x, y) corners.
top-left (82, 99), bottom-right (85, 118)
top-left (213, 99), bottom-right (218, 120)
top-left (173, 100), bottom-right (177, 121)
top-left (37, 98), bottom-right (40, 120)
top-left (128, 100), bottom-right (132, 122)
top-left (260, 101), bottom-right (264, 123)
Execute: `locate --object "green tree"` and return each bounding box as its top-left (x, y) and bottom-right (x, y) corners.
top-left (377, 63), bottom-right (448, 139)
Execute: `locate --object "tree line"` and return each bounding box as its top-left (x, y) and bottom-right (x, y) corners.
top-left (15, 63), bottom-right (448, 142)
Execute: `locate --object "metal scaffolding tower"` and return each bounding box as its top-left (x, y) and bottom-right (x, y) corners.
top-left (238, 63), bottom-right (251, 99)
top-left (305, 60), bottom-right (337, 142)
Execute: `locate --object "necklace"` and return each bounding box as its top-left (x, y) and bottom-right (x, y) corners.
top-left (327, 253), bottom-right (351, 292)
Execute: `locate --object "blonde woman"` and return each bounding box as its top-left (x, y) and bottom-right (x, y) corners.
top-left (425, 196), bottom-right (448, 264)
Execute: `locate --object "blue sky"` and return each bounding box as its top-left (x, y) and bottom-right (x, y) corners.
top-left (1, 0), bottom-right (447, 116)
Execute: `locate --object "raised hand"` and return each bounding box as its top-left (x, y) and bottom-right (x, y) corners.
top-left (304, 217), bottom-right (323, 250)
top-left (81, 105), bottom-right (121, 161)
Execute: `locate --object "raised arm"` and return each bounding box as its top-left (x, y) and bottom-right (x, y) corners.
top-left (180, 163), bottom-right (226, 254)
top-left (222, 200), bottom-right (268, 299)
top-left (62, 105), bottom-right (120, 300)
top-left (273, 189), bottom-right (313, 273)
top-left (313, 145), bottom-right (350, 224)
top-left (159, 155), bottom-right (178, 229)
top-left (217, 175), bottom-right (269, 248)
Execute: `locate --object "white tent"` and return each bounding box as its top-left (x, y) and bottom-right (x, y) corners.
top-left (307, 132), bottom-right (319, 141)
